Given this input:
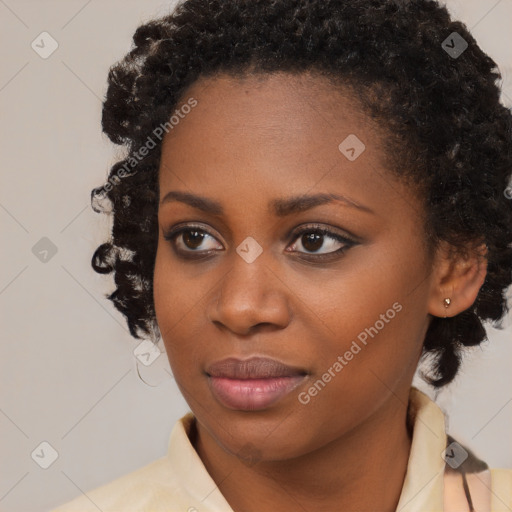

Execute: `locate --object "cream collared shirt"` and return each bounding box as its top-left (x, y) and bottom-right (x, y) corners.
top-left (50, 387), bottom-right (511, 512)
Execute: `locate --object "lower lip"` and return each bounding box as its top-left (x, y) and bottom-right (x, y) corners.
top-left (207, 375), bottom-right (306, 411)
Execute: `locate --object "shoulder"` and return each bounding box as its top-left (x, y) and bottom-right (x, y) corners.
top-left (443, 434), bottom-right (512, 512)
top-left (48, 411), bottom-right (230, 512)
top-left (49, 413), bottom-right (201, 512)
top-left (48, 456), bottom-right (186, 512)
top-left (490, 468), bottom-right (512, 510)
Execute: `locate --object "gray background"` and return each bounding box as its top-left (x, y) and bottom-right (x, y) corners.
top-left (0, 1), bottom-right (511, 511)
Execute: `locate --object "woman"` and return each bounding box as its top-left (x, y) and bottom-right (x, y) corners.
top-left (51, 0), bottom-right (512, 510)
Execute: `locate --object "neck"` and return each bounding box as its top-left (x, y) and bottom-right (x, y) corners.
top-left (192, 389), bottom-right (414, 512)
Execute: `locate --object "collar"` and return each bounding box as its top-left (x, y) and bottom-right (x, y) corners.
top-left (396, 386), bottom-right (446, 512)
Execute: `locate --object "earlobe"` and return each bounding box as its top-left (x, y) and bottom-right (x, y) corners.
top-left (427, 242), bottom-right (488, 318)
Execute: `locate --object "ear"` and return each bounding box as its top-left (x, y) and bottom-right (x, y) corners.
top-left (427, 241), bottom-right (488, 318)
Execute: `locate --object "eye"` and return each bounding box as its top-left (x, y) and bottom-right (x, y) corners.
top-left (286, 224), bottom-right (356, 261)
top-left (163, 224), bottom-right (223, 260)
top-left (163, 223), bottom-right (357, 261)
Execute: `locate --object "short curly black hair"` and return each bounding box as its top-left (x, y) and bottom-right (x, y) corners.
top-left (91, 0), bottom-right (512, 388)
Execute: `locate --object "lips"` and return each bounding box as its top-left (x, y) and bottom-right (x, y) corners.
top-left (205, 356), bottom-right (308, 411)
top-left (205, 356), bottom-right (307, 379)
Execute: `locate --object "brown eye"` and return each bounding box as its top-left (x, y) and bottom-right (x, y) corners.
top-left (288, 225), bottom-right (355, 259)
top-left (163, 223), bottom-right (357, 263)
top-left (182, 229), bottom-right (207, 250)
top-left (163, 224), bottom-right (224, 260)
top-left (301, 232), bottom-right (324, 252)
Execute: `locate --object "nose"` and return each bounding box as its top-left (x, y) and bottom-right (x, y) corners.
top-left (206, 251), bottom-right (291, 336)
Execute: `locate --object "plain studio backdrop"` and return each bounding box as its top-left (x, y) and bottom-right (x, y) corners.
top-left (0, 1), bottom-right (511, 511)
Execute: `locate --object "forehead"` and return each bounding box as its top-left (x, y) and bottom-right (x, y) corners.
top-left (158, 71), bottom-right (414, 222)
top-left (162, 71), bottom-right (376, 153)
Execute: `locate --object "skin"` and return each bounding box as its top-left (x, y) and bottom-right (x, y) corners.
top-left (153, 72), bottom-right (487, 512)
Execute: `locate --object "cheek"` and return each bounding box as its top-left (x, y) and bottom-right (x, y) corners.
top-left (305, 243), bottom-right (428, 387)
top-left (153, 247), bottom-right (174, 330)
top-left (153, 241), bottom-right (200, 328)
top-left (293, 299), bottom-right (424, 450)
top-left (153, 245), bottom-right (213, 382)
top-left (153, 247), bottom-right (190, 357)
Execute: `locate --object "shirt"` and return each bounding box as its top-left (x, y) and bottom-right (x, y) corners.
top-left (50, 386), bottom-right (512, 512)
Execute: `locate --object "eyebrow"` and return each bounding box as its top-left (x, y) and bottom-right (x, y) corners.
top-left (159, 190), bottom-right (375, 216)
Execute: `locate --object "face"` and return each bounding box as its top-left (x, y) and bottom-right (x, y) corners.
top-left (153, 72), bottom-right (434, 462)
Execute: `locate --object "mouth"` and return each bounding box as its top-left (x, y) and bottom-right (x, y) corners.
top-left (205, 356), bottom-right (308, 411)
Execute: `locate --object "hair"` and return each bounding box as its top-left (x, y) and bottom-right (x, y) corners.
top-left (91, 0), bottom-right (512, 388)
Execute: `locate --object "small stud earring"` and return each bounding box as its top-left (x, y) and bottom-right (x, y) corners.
top-left (443, 297), bottom-right (451, 318)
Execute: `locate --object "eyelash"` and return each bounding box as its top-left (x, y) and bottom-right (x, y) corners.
top-left (163, 223), bottom-right (357, 262)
